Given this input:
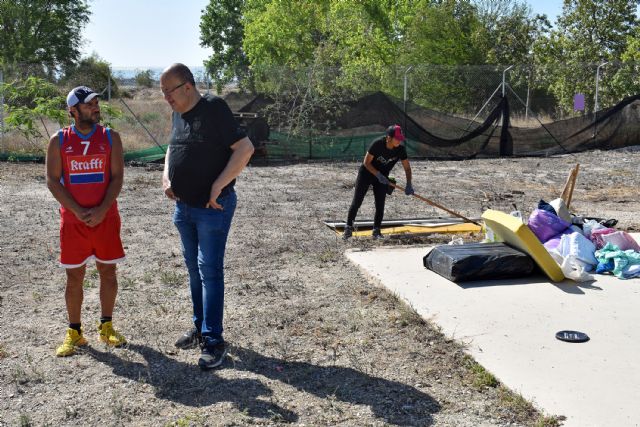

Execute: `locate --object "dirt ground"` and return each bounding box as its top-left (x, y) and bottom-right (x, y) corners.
top-left (1, 148), bottom-right (639, 426)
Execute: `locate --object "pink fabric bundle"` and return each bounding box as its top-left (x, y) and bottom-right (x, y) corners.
top-left (590, 228), bottom-right (617, 249)
top-left (601, 231), bottom-right (640, 252)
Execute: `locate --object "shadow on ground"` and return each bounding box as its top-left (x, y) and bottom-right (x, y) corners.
top-left (86, 343), bottom-right (440, 425)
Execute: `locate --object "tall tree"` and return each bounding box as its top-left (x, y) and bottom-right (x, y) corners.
top-left (555, 0), bottom-right (637, 60)
top-left (62, 54), bottom-right (119, 98)
top-left (474, 0), bottom-right (551, 65)
top-left (319, 0), bottom-right (405, 93)
top-left (242, 0), bottom-right (328, 67)
top-left (401, 0), bottom-right (485, 66)
top-left (200, 0), bottom-right (253, 92)
top-left (241, 0), bottom-right (411, 92)
top-left (0, 0), bottom-right (90, 76)
top-left (534, 0), bottom-right (638, 112)
top-left (612, 25), bottom-right (640, 98)
top-left (398, 0), bottom-right (490, 111)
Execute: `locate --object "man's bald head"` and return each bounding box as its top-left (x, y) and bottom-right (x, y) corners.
top-left (161, 63), bottom-right (195, 87)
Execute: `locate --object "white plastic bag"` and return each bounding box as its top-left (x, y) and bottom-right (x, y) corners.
top-left (549, 198), bottom-right (572, 223)
top-left (549, 251), bottom-right (594, 282)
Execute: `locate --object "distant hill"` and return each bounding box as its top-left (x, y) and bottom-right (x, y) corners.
top-left (111, 66), bottom-right (207, 81)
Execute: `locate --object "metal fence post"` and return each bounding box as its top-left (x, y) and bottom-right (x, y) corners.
top-left (525, 68), bottom-right (532, 122)
top-left (107, 74), bottom-right (112, 101)
top-left (594, 61), bottom-right (609, 114)
top-left (500, 65), bottom-right (513, 125)
top-left (502, 65), bottom-right (513, 97)
top-left (593, 61), bottom-right (609, 137)
top-left (0, 69), bottom-right (4, 136)
top-left (403, 66), bottom-right (413, 131)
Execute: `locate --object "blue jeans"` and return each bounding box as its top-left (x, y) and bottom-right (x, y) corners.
top-left (173, 191), bottom-right (237, 345)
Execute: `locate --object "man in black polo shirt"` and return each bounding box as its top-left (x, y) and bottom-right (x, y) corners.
top-left (343, 125), bottom-right (414, 239)
top-left (160, 63), bottom-right (254, 369)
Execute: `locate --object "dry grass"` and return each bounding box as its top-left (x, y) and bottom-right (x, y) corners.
top-left (0, 89), bottom-right (173, 155)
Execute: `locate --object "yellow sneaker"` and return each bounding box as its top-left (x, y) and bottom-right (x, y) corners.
top-left (98, 321), bottom-right (127, 347)
top-left (56, 328), bottom-right (88, 357)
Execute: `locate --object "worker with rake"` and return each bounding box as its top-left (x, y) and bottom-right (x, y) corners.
top-left (344, 125), bottom-right (414, 239)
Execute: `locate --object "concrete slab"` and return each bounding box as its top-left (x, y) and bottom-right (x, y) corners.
top-left (346, 236), bottom-right (640, 427)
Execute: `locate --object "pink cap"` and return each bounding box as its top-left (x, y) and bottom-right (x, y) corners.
top-left (387, 125), bottom-right (405, 142)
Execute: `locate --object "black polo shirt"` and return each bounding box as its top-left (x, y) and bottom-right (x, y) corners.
top-left (168, 95), bottom-right (247, 207)
top-left (363, 136), bottom-right (408, 176)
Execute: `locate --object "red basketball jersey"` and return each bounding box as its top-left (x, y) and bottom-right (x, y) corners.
top-left (59, 124), bottom-right (117, 218)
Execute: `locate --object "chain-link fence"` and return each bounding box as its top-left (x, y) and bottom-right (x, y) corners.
top-left (1, 62), bottom-right (639, 161)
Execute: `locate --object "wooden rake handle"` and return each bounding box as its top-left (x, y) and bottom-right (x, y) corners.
top-left (389, 183), bottom-right (482, 226)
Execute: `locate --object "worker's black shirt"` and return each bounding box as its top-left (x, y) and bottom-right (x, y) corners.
top-left (361, 136), bottom-right (408, 176)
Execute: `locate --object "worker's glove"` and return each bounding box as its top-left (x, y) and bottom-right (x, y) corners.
top-left (404, 183), bottom-right (415, 196)
top-left (375, 172), bottom-right (389, 185)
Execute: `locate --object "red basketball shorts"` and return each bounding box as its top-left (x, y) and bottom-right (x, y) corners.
top-left (59, 211), bottom-right (125, 268)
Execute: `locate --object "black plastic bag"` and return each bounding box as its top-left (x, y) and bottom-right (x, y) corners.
top-left (423, 242), bottom-right (535, 282)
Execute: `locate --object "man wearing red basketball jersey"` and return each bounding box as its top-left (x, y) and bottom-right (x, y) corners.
top-left (46, 86), bottom-right (127, 357)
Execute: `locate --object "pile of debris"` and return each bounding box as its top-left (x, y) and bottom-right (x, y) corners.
top-left (425, 164), bottom-right (640, 283)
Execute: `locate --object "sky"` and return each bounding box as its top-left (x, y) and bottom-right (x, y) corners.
top-left (81, 0), bottom-right (211, 68)
top-left (81, 0), bottom-right (565, 69)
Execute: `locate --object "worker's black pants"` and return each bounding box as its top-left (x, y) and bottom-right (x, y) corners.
top-left (346, 168), bottom-right (387, 229)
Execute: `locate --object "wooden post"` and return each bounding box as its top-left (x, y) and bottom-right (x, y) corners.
top-left (560, 164), bottom-right (580, 209)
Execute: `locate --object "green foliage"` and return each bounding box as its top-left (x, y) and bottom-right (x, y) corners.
top-left (402, 0), bottom-right (485, 66)
top-left (1, 77), bottom-right (66, 143)
top-left (611, 27), bottom-right (640, 98)
top-left (398, 1), bottom-right (491, 111)
top-left (243, 0), bottom-right (328, 67)
top-left (200, 0), bottom-right (639, 121)
top-left (321, 0), bottom-right (402, 93)
top-left (234, 0), bottom-right (550, 113)
top-left (0, 0), bottom-right (90, 76)
top-left (474, 0), bottom-right (551, 65)
top-left (200, 0), bottom-right (253, 93)
top-left (533, 0), bottom-right (639, 112)
top-left (0, 74), bottom-right (123, 149)
top-left (621, 26), bottom-right (640, 61)
top-left (464, 356), bottom-right (499, 389)
top-left (97, 103), bottom-right (124, 130)
top-left (62, 54), bottom-right (119, 99)
top-left (135, 69), bottom-right (154, 88)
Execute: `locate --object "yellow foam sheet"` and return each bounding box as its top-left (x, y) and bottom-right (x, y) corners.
top-left (338, 223), bottom-right (481, 237)
top-left (481, 209), bottom-right (564, 282)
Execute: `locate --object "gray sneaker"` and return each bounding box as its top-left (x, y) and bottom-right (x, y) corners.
top-left (342, 225), bottom-right (353, 240)
top-left (198, 340), bottom-right (227, 370)
top-left (372, 228), bottom-right (384, 239)
top-left (175, 327), bottom-right (202, 349)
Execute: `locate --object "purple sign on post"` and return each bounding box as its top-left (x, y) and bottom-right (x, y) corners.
top-left (574, 93), bottom-right (585, 111)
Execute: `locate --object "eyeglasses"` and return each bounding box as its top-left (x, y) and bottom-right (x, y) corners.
top-left (161, 81), bottom-right (187, 96)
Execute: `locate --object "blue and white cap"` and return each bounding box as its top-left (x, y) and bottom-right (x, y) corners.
top-left (66, 86), bottom-right (99, 107)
